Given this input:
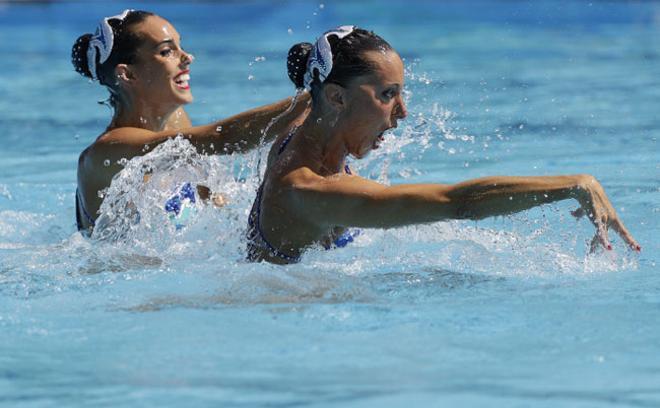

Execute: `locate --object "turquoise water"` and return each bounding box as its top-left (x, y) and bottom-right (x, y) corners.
top-left (1, 1), bottom-right (659, 406)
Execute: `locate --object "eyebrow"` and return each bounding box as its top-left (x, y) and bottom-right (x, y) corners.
top-left (154, 39), bottom-right (176, 49)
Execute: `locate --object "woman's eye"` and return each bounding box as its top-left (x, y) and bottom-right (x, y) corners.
top-left (383, 89), bottom-right (396, 99)
top-left (160, 48), bottom-right (173, 57)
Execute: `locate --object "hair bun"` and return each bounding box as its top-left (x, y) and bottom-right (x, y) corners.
top-left (72, 33), bottom-right (94, 79)
top-left (287, 42), bottom-right (313, 89)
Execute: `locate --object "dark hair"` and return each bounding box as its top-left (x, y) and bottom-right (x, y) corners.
top-left (287, 28), bottom-right (393, 98)
top-left (71, 11), bottom-right (155, 105)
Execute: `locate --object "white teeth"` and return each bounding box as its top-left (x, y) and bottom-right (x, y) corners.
top-left (175, 74), bottom-right (190, 84)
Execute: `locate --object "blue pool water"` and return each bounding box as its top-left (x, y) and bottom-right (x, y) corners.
top-left (1, 0), bottom-right (659, 406)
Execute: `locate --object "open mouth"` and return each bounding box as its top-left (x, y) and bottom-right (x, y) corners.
top-left (372, 132), bottom-right (386, 149)
top-left (174, 70), bottom-right (190, 90)
top-left (373, 124), bottom-right (396, 149)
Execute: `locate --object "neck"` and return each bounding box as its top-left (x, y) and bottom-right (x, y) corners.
top-left (109, 94), bottom-right (179, 132)
top-left (299, 110), bottom-right (348, 175)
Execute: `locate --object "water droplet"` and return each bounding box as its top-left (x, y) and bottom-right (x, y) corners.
top-left (216, 125), bottom-right (223, 132)
top-left (118, 158), bottom-right (128, 166)
top-left (319, 3), bottom-right (325, 9)
top-left (248, 75), bottom-right (255, 81)
top-left (103, 159), bottom-right (111, 167)
top-left (316, 118), bottom-right (323, 124)
top-left (287, 28), bottom-right (293, 35)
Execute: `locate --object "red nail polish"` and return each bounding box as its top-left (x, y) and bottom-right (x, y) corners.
top-left (607, 245), bottom-right (612, 251)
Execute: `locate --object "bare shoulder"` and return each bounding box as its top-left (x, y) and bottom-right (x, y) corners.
top-left (78, 128), bottom-right (156, 180)
top-left (95, 127), bottom-right (156, 146)
top-left (281, 167), bottom-right (325, 189)
top-left (282, 167), bottom-right (384, 198)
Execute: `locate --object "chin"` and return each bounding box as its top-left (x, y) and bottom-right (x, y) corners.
top-left (175, 94), bottom-right (193, 105)
top-left (351, 149), bottom-right (371, 160)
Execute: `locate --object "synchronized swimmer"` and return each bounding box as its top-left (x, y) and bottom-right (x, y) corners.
top-left (73, 11), bottom-right (640, 262)
top-left (246, 26), bottom-right (640, 264)
top-left (71, 10), bottom-right (308, 236)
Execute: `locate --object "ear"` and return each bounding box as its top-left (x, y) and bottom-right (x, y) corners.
top-left (114, 64), bottom-right (134, 83)
top-left (323, 83), bottom-right (346, 112)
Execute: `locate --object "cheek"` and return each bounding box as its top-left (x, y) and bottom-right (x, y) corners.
top-left (349, 96), bottom-right (383, 121)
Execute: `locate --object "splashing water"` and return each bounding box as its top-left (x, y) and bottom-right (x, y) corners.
top-left (251, 88), bottom-right (307, 183)
top-left (71, 80), bottom-right (637, 305)
top-left (91, 137), bottom-right (250, 261)
top-left (0, 54), bottom-right (636, 308)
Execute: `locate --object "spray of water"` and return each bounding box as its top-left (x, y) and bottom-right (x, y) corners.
top-left (0, 62), bottom-right (638, 307)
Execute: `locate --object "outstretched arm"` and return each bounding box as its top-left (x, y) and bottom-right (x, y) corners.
top-left (199, 92), bottom-right (310, 153)
top-left (95, 93), bottom-right (310, 155)
top-left (80, 95), bottom-right (310, 197)
top-left (288, 171), bottom-right (640, 251)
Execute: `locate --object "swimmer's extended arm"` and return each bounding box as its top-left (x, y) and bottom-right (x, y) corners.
top-left (95, 93), bottom-right (311, 157)
top-left (211, 93), bottom-right (311, 152)
top-left (288, 171), bottom-right (640, 251)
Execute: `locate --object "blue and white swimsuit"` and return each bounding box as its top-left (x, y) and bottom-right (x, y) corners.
top-left (76, 182), bottom-right (200, 236)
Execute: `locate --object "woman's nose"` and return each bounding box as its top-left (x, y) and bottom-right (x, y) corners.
top-left (181, 51), bottom-right (194, 66)
top-left (394, 96), bottom-right (407, 120)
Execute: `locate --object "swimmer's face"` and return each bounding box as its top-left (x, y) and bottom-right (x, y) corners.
top-left (121, 16), bottom-right (193, 109)
top-left (336, 50), bottom-right (407, 159)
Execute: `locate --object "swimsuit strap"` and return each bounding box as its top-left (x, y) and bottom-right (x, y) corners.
top-left (76, 188), bottom-right (96, 229)
top-left (329, 165), bottom-right (360, 247)
top-left (277, 130), bottom-right (295, 155)
top-left (247, 127), bottom-right (301, 262)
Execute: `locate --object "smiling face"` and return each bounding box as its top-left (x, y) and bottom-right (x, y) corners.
top-left (123, 15), bottom-right (193, 109)
top-left (337, 50), bottom-right (407, 159)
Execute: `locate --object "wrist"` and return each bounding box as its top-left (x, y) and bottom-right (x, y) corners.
top-left (571, 174), bottom-right (594, 201)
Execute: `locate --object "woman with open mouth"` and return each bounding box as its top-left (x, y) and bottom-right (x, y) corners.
top-left (71, 9), bottom-right (309, 236)
top-left (246, 26), bottom-right (640, 264)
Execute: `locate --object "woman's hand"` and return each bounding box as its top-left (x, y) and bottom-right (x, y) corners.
top-left (571, 175), bottom-right (641, 252)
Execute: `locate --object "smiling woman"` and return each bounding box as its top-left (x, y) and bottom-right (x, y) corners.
top-left (71, 9), bottom-right (309, 236)
top-left (246, 26), bottom-right (640, 264)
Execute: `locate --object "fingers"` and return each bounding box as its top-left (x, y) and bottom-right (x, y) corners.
top-left (611, 218), bottom-right (642, 252)
top-left (596, 220), bottom-right (612, 251)
top-left (587, 227), bottom-right (611, 253)
top-left (587, 217), bottom-right (641, 253)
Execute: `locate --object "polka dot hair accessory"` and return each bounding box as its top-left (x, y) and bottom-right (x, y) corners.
top-left (87, 9), bottom-right (132, 81)
top-left (303, 25), bottom-right (355, 90)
